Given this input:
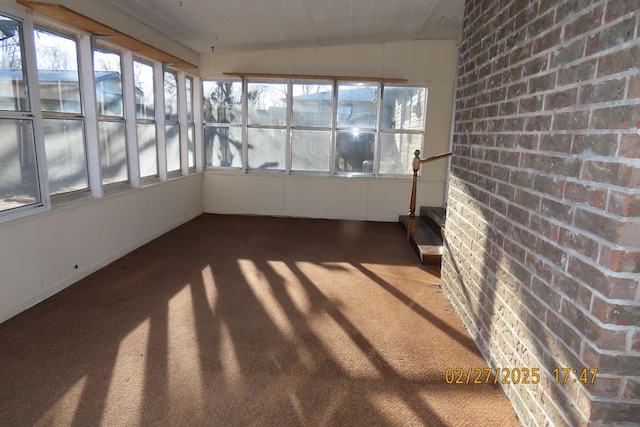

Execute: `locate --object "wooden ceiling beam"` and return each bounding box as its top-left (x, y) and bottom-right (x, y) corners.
top-left (18, 0), bottom-right (197, 69)
top-left (223, 72), bottom-right (408, 84)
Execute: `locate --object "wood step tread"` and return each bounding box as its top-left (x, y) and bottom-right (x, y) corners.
top-left (398, 215), bottom-right (443, 265)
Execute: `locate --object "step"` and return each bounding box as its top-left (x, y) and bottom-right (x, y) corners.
top-left (420, 206), bottom-right (446, 238)
top-left (398, 215), bottom-right (443, 265)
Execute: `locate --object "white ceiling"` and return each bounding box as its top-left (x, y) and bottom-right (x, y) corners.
top-left (98, 0), bottom-right (464, 54)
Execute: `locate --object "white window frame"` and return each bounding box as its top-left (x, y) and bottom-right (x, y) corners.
top-left (0, 8), bottom-right (49, 222)
top-left (202, 77), bottom-right (428, 179)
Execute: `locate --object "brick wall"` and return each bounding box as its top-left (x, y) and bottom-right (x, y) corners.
top-left (441, 0), bottom-right (639, 425)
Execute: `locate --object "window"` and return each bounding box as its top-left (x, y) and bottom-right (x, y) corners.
top-left (0, 14), bottom-right (41, 215)
top-left (379, 86), bottom-right (427, 175)
top-left (185, 76), bottom-right (195, 169)
top-left (202, 78), bottom-right (427, 178)
top-left (247, 81), bottom-right (287, 170)
top-left (93, 48), bottom-right (128, 185)
top-left (335, 83), bottom-right (378, 174)
top-left (34, 28), bottom-right (88, 196)
top-left (164, 69), bottom-right (180, 174)
top-left (291, 82), bottom-right (332, 172)
top-left (203, 80), bottom-right (242, 168)
top-left (134, 60), bottom-right (157, 178)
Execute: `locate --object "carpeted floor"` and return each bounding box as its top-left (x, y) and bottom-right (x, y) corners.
top-left (0, 214), bottom-right (521, 426)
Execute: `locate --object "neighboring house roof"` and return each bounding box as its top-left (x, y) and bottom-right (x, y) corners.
top-left (0, 69), bottom-right (143, 96)
top-left (294, 87), bottom-right (377, 103)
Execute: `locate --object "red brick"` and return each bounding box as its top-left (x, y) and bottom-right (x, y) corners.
top-left (552, 38), bottom-right (586, 67)
top-left (562, 300), bottom-right (610, 344)
top-left (582, 345), bottom-right (640, 376)
top-left (599, 245), bottom-right (640, 273)
top-left (541, 197), bottom-right (573, 222)
top-left (582, 160), bottom-right (640, 187)
top-left (556, 0), bottom-right (593, 23)
top-left (628, 75), bottom-right (640, 99)
top-left (586, 16), bottom-right (636, 55)
top-left (540, 133), bottom-right (572, 153)
top-left (568, 255), bottom-right (637, 299)
top-left (558, 227), bottom-right (599, 261)
top-left (533, 174), bottom-right (565, 197)
top-left (532, 277), bottom-right (562, 310)
top-left (520, 95), bottom-right (544, 113)
top-left (619, 133), bottom-right (640, 158)
top-left (605, 0), bottom-right (640, 22)
top-left (563, 182), bottom-right (607, 210)
top-left (592, 104), bottom-right (640, 130)
top-left (584, 376), bottom-right (622, 399)
top-left (572, 133), bottom-right (619, 156)
top-left (631, 330), bottom-right (640, 352)
top-left (591, 296), bottom-right (640, 327)
top-left (589, 400), bottom-right (640, 424)
top-left (553, 110), bottom-right (590, 131)
top-left (554, 271), bottom-right (592, 309)
top-left (597, 45), bottom-right (640, 78)
top-left (608, 190), bottom-right (640, 217)
top-left (530, 214), bottom-right (559, 241)
top-left (564, 5), bottom-right (604, 40)
top-left (579, 78), bottom-right (627, 105)
top-left (545, 88), bottom-right (578, 110)
top-left (622, 378), bottom-right (640, 400)
top-left (529, 72), bottom-right (557, 93)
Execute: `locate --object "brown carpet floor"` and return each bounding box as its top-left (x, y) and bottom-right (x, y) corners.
top-left (0, 214), bottom-right (520, 426)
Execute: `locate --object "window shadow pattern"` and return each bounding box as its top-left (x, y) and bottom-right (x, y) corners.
top-left (0, 215), bottom-right (520, 426)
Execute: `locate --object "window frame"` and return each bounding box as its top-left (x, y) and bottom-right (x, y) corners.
top-left (0, 9), bottom-right (49, 222)
top-left (202, 77), bottom-right (428, 179)
top-left (202, 78), bottom-right (244, 170)
top-left (133, 57), bottom-right (159, 183)
top-left (33, 25), bottom-right (91, 201)
top-left (92, 45), bottom-right (130, 190)
top-left (289, 79), bottom-right (334, 175)
top-left (378, 84), bottom-right (428, 177)
top-left (163, 67), bottom-right (181, 177)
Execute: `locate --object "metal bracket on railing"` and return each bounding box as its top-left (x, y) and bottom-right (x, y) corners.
top-left (407, 150), bottom-right (452, 241)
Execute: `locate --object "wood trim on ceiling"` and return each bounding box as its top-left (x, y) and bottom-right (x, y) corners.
top-left (18, 1), bottom-right (197, 69)
top-left (223, 72), bottom-right (408, 84)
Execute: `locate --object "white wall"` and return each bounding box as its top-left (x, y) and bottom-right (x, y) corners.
top-left (0, 174), bottom-right (203, 323)
top-left (199, 40), bottom-right (458, 221)
top-left (203, 174), bottom-right (445, 221)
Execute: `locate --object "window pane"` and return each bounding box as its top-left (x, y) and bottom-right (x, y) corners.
top-left (185, 77), bottom-right (193, 122)
top-left (379, 133), bottom-right (423, 175)
top-left (164, 71), bottom-right (178, 122)
top-left (187, 124), bottom-right (195, 168)
top-left (93, 50), bottom-right (123, 116)
top-left (137, 123), bottom-right (157, 177)
top-left (0, 119), bottom-right (39, 211)
top-left (34, 29), bottom-right (80, 114)
top-left (247, 128), bottom-right (285, 169)
top-left (0, 16), bottom-right (28, 111)
top-left (134, 61), bottom-right (154, 119)
top-left (247, 82), bottom-right (286, 126)
top-left (166, 124), bottom-right (180, 172)
top-left (292, 83), bottom-right (332, 127)
top-left (43, 119), bottom-right (87, 194)
top-left (291, 130), bottom-right (330, 171)
top-left (336, 83), bottom-right (378, 128)
top-left (98, 121), bottom-right (128, 184)
top-left (204, 126), bottom-right (242, 167)
top-left (203, 81), bottom-right (242, 124)
top-left (382, 87), bottom-right (426, 131)
top-left (335, 130), bottom-right (374, 173)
